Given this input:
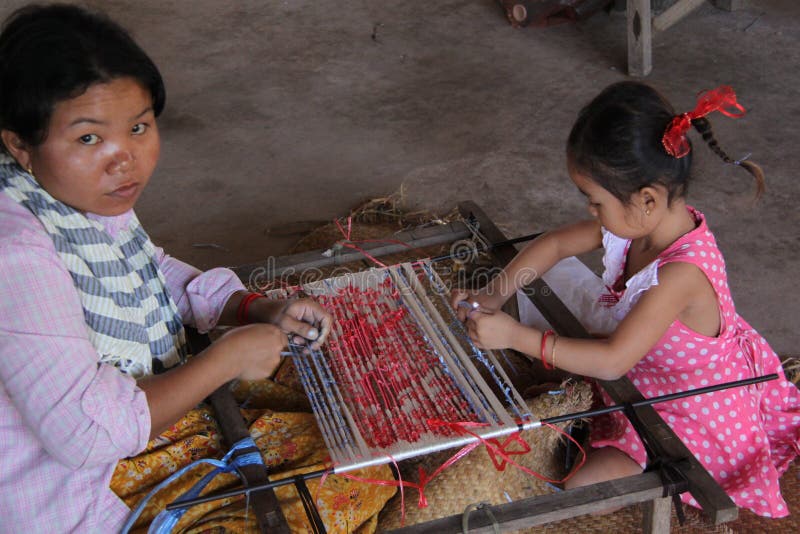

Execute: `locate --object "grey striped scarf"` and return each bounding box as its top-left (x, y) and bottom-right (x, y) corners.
top-left (0, 154), bottom-right (186, 377)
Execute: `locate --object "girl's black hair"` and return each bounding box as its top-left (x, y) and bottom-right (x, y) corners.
top-left (0, 3), bottom-right (166, 153)
top-left (567, 81), bottom-right (764, 203)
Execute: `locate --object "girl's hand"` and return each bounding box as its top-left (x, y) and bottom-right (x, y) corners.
top-left (450, 289), bottom-right (498, 322)
top-left (215, 323), bottom-right (286, 381)
top-left (465, 308), bottom-right (522, 350)
top-left (275, 299), bottom-right (332, 350)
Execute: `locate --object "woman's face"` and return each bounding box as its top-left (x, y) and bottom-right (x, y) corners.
top-left (569, 166), bottom-right (647, 239)
top-left (9, 77), bottom-right (160, 216)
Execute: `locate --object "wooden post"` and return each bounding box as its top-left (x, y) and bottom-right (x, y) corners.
top-left (627, 0), bottom-right (653, 77)
top-left (642, 497), bottom-right (673, 534)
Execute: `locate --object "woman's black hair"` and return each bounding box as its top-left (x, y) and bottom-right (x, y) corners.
top-left (567, 81), bottom-right (764, 203)
top-left (0, 3), bottom-right (166, 153)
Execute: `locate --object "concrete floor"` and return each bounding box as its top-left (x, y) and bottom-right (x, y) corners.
top-left (2, 0), bottom-right (797, 355)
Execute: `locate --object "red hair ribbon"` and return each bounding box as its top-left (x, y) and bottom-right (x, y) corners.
top-left (662, 85), bottom-right (746, 158)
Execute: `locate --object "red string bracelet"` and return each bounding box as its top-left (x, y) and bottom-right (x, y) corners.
top-left (237, 292), bottom-right (265, 325)
top-left (540, 329), bottom-right (555, 370)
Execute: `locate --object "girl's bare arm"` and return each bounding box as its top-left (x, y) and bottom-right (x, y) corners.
top-left (453, 219), bottom-right (603, 314)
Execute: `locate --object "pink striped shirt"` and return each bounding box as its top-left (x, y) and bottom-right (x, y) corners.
top-left (0, 191), bottom-right (246, 532)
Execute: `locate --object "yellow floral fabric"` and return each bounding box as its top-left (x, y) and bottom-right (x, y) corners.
top-left (111, 376), bottom-right (396, 533)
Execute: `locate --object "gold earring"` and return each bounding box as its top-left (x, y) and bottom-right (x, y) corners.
top-left (645, 209), bottom-right (651, 216)
top-left (26, 167), bottom-right (33, 175)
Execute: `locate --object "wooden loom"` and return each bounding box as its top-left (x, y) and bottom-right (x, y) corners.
top-left (268, 261), bottom-right (536, 472)
top-left (189, 201), bottom-right (739, 534)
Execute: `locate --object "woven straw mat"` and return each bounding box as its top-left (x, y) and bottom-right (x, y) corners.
top-left (377, 380), bottom-right (594, 530)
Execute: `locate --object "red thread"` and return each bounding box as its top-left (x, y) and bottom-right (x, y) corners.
top-left (332, 216), bottom-right (412, 268)
top-left (485, 433), bottom-right (532, 471)
top-left (316, 281), bottom-right (476, 448)
top-left (427, 418), bottom-right (587, 484)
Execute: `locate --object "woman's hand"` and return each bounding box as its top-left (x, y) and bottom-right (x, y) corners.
top-left (465, 308), bottom-right (524, 351)
top-left (241, 295), bottom-right (332, 350)
top-left (139, 322), bottom-right (287, 436)
top-left (215, 323), bottom-right (287, 381)
top-left (274, 299), bottom-right (332, 350)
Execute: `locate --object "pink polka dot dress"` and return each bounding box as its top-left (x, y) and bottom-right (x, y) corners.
top-left (590, 206), bottom-right (800, 518)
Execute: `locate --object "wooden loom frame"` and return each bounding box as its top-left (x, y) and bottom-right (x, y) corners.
top-left (194, 200), bottom-right (737, 533)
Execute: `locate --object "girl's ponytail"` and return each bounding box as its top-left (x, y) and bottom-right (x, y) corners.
top-left (661, 85), bottom-right (765, 200)
top-left (690, 117), bottom-right (765, 199)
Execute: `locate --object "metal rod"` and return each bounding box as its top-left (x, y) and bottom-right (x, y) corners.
top-left (165, 373), bottom-right (777, 511)
top-left (429, 231), bottom-right (543, 263)
top-left (542, 373), bottom-right (778, 425)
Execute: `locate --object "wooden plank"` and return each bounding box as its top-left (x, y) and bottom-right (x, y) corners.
top-left (627, 0), bottom-right (653, 77)
top-left (653, 0), bottom-right (706, 33)
top-left (231, 221), bottom-right (471, 286)
top-left (207, 387), bottom-right (292, 532)
top-left (457, 201), bottom-right (738, 525)
top-left (642, 496), bottom-right (672, 534)
top-left (388, 471), bottom-right (667, 533)
top-left (186, 329), bottom-right (291, 533)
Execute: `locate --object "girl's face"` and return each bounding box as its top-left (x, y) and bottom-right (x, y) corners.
top-left (569, 166), bottom-right (648, 239)
top-left (5, 77), bottom-right (160, 216)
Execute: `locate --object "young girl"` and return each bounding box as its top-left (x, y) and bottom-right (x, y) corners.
top-left (453, 81), bottom-right (800, 517)
top-left (0, 4), bottom-right (393, 532)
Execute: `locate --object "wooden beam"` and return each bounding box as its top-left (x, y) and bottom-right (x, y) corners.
top-left (642, 496), bottom-right (672, 534)
top-left (391, 473), bottom-right (664, 534)
top-left (231, 221), bottom-right (471, 285)
top-left (457, 201), bottom-right (738, 525)
top-left (653, 0), bottom-right (706, 33)
top-left (627, 0), bottom-right (653, 77)
top-left (388, 472), bottom-right (668, 533)
top-left (186, 329), bottom-right (291, 533)
top-left (207, 387), bottom-right (292, 533)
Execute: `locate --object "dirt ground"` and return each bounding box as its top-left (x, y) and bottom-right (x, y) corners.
top-left (1, 1), bottom-right (796, 355)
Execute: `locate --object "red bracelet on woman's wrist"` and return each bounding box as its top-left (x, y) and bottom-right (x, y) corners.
top-left (237, 292), bottom-right (266, 325)
top-left (540, 329), bottom-right (555, 370)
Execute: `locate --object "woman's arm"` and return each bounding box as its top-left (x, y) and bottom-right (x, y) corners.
top-left (218, 291), bottom-right (332, 348)
top-left (155, 248), bottom-right (246, 333)
top-left (467, 262), bottom-right (708, 380)
top-left (138, 323), bottom-right (285, 438)
top-left (155, 250), bottom-right (332, 347)
top-left (0, 239), bottom-right (151, 468)
top-left (453, 219), bottom-right (603, 313)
